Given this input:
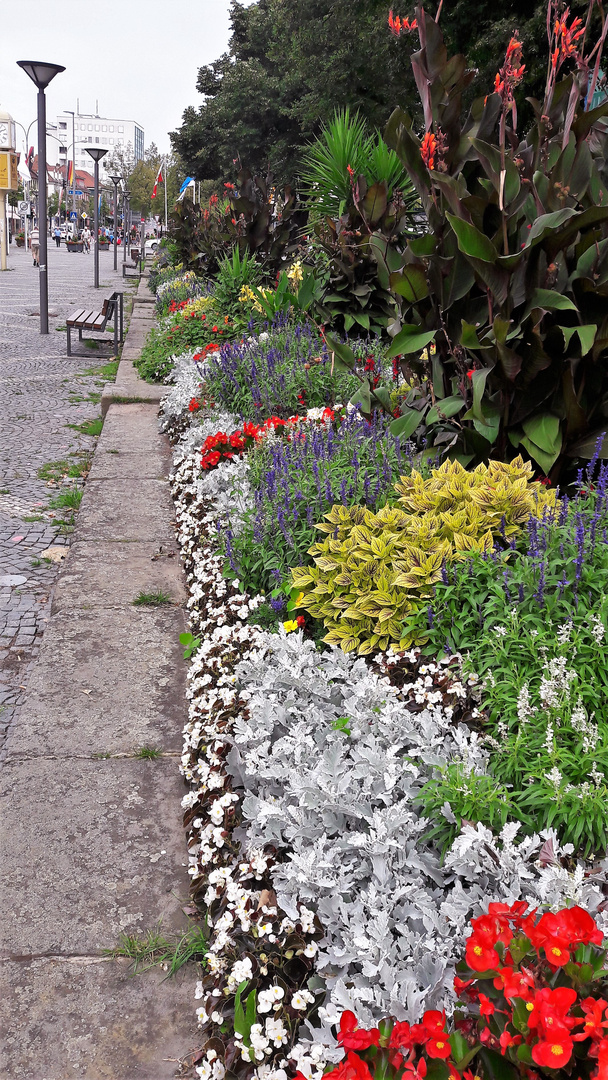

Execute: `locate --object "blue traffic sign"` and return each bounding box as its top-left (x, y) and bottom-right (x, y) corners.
top-left (69, 211), bottom-right (77, 220)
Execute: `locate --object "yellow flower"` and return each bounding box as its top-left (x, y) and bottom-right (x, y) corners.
top-left (287, 260), bottom-right (303, 289)
top-left (283, 620), bottom-right (298, 633)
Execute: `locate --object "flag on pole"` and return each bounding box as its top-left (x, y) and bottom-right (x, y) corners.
top-left (98, 193), bottom-right (102, 214)
top-left (177, 177), bottom-right (195, 202)
top-left (151, 165), bottom-right (163, 199)
top-left (67, 160), bottom-right (74, 187)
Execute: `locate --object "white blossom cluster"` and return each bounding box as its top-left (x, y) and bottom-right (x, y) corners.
top-left (165, 398), bottom-right (608, 1080)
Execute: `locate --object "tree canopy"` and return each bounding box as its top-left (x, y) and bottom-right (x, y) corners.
top-left (103, 142), bottom-right (186, 217)
top-left (169, 0), bottom-right (590, 187)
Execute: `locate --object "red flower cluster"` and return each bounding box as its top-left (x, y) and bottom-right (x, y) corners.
top-left (459, 902), bottom-right (608, 1076)
top-left (189, 397), bottom-right (201, 412)
top-left (551, 8), bottom-right (585, 70)
top-left (420, 132), bottom-right (437, 171)
top-left (317, 904), bottom-right (608, 1080)
top-left (388, 10), bottom-right (417, 36)
top-left (168, 299), bottom-right (189, 313)
top-left (493, 35), bottom-right (525, 112)
top-left (193, 343), bottom-right (221, 361)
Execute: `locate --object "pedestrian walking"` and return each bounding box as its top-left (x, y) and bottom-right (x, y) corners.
top-left (54, 226), bottom-right (61, 248)
top-left (30, 225), bottom-right (40, 266)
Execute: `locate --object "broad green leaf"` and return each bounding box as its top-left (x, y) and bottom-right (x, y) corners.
top-left (561, 324), bottom-right (597, 356)
top-left (385, 324), bottom-right (436, 358)
top-left (522, 412), bottom-right (561, 456)
top-left (409, 233), bottom-right (436, 257)
top-left (520, 435), bottom-right (561, 473)
top-left (427, 395), bottom-right (465, 424)
top-left (446, 213), bottom-right (498, 262)
top-left (471, 367), bottom-right (492, 421)
top-left (528, 288), bottom-right (578, 312)
top-left (372, 386), bottom-right (393, 412)
top-left (325, 334), bottom-right (356, 372)
top-left (390, 408), bottom-right (422, 440)
top-left (349, 380), bottom-right (372, 414)
top-left (432, 354), bottom-right (445, 399)
top-left (460, 321), bottom-right (485, 349)
top-left (390, 265), bottom-right (429, 302)
top-left (361, 181), bottom-right (388, 225)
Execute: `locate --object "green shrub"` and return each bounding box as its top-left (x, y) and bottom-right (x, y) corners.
top-left (291, 456), bottom-right (555, 654)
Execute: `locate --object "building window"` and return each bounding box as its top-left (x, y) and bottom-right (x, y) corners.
top-left (118, 125), bottom-right (124, 133)
top-left (88, 124), bottom-right (93, 131)
top-left (109, 125), bottom-right (114, 132)
top-left (95, 136), bottom-right (99, 143)
top-left (102, 125), bottom-right (107, 132)
top-left (109, 138), bottom-right (114, 145)
top-left (59, 146), bottom-right (67, 154)
top-left (59, 121), bottom-right (67, 130)
top-left (95, 124), bottom-right (99, 131)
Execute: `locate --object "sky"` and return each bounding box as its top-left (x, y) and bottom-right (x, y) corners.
top-left (0, 0), bottom-right (236, 156)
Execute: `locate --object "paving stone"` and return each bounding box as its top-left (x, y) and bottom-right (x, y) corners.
top-left (52, 540), bottom-right (186, 610)
top-left (0, 757), bottom-right (190, 955)
top-left (4, 605), bottom-right (188, 757)
top-left (76, 479), bottom-right (177, 543)
top-left (0, 957), bottom-right (198, 1080)
top-left (87, 449), bottom-right (170, 482)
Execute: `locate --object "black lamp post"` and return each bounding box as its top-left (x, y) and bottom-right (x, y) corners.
top-left (85, 146), bottom-right (108, 288)
top-left (17, 60), bottom-right (65, 335)
top-left (110, 175), bottom-right (121, 272)
top-left (124, 190), bottom-right (131, 258)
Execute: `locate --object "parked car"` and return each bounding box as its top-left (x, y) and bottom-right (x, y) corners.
top-left (145, 238), bottom-right (160, 255)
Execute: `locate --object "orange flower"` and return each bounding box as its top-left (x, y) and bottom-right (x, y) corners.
top-left (388, 10), bottom-right (417, 36)
top-left (420, 132), bottom-right (437, 171)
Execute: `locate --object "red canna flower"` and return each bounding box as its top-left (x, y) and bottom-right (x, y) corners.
top-left (420, 132), bottom-right (437, 170)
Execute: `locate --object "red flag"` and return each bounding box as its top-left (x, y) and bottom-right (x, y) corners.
top-left (151, 165), bottom-right (163, 199)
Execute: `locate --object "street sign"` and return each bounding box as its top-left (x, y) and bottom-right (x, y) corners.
top-left (18, 200), bottom-right (28, 214)
top-left (81, 212), bottom-right (87, 219)
top-left (69, 211), bottom-right (77, 220)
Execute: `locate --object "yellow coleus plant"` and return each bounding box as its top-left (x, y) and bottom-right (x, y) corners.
top-left (291, 456), bottom-right (556, 655)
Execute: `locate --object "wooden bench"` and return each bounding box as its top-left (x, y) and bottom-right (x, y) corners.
top-left (66, 292), bottom-right (124, 356)
top-left (122, 248), bottom-right (141, 279)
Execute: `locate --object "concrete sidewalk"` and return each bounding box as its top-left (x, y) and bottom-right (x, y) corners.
top-left (0, 286), bottom-right (198, 1078)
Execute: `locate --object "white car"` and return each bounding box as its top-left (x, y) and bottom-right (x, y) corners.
top-left (145, 238), bottom-right (160, 255)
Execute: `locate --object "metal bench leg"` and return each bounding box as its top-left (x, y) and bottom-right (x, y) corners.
top-left (67, 327), bottom-right (71, 356)
top-left (78, 328), bottom-right (83, 342)
top-left (114, 312), bottom-right (118, 354)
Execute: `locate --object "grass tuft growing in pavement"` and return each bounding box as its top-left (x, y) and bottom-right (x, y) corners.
top-left (79, 359), bottom-right (119, 380)
top-left (134, 745), bottom-right (162, 760)
top-left (132, 589), bottom-right (173, 607)
top-left (105, 923), bottom-right (208, 976)
top-left (67, 417), bottom-right (104, 437)
top-left (38, 455), bottom-right (91, 483)
top-left (48, 488), bottom-right (83, 511)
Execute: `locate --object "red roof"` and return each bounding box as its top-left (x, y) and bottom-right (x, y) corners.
top-left (30, 157), bottom-right (95, 190)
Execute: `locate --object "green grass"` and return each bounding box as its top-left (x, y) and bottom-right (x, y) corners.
top-left (134, 746), bottom-right (162, 760)
top-left (38, 455), bottom-right (91, 483)
top-left (0, 488), bottom-right (9, 495)
top-left (105, 923), bottom-right (208, 976)
top-left (132, 589), bottom-right (173, 607)
top-left (48, 488), bottom-right (83, 511)
top-left (31, 558), bottom-right (42, 567)
top-left (67, 417), bottom-right (103, 437)
top-left (22, 514), bottom-right (44, 522)
top-left (80, 359), bottom-right (119, 380)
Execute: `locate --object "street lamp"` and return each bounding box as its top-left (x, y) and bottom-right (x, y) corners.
top-left (123, 189), bottom-right (131, 261)
top-left (110, 175), bottom-right (121, 272)
top-left (17, 60), bottom-right (66, 335)
top-left (85, 146), bottom-right (108, 288)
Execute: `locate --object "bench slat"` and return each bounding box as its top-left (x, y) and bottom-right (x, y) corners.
top-left (67, 308), bottom-right (87, 326)
top-left (78, 311), bottom-right (99, 328)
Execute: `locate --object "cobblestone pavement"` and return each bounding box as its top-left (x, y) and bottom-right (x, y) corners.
top-left (0, 242), bottom-right (136, 756)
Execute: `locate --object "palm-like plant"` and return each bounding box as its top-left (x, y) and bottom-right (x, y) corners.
top-left (300, 108), bottom-right (417, 222)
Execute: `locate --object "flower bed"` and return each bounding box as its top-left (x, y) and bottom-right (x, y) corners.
top-left (160, 356), bottom-right (608, 1080)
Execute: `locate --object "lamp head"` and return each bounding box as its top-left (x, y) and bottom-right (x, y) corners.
top-left (85, 147), bottom-right (108, 163)
top-left (110, 174), bottom-right (122, 186)
top-left (17, 61), bottom-right (66, 90)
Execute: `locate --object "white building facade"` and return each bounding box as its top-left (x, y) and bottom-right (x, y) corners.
top-left (55, 110), bottom-right (144, 179)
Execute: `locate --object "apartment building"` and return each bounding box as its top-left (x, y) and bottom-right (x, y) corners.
top-left (55, 109), bottom-right (144, 179)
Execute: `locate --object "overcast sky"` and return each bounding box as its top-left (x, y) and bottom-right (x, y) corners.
top-left (0, 0), bottom-right (237, 156)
